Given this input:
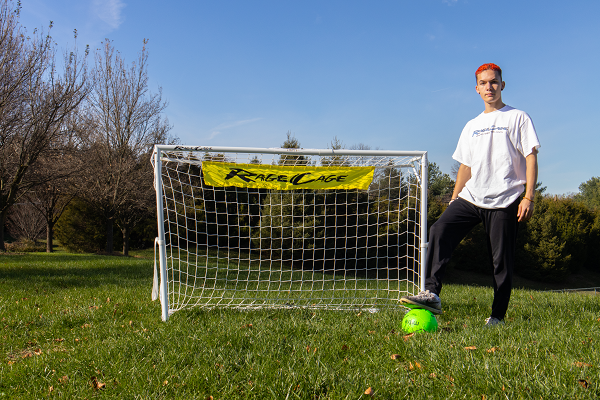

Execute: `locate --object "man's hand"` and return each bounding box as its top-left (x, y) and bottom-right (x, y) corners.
top-left (517, 197), bottom-right (534, 222)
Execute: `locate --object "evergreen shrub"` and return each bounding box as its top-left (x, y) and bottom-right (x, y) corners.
top-left (517, 195), bottom-right (599, 280)
top-left (56, 199), bottom-right (157, 253)
top-left (439, 195), bottom-right (600, 282)
top-left (55, 198), bottom-right (106, 253)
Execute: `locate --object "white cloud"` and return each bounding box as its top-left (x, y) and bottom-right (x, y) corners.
top-left (92, 0), bottom-right (126, 30)
top-left (208, 131), bottom-right (221, 140)
top-left (208, 118), bottom-right (262, 140)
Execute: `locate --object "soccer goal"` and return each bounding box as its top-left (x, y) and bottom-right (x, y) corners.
top-left (152, 145), bottom-right (428, 321)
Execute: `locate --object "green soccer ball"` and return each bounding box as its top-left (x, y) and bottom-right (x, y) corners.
top-left (401, 309), bottom-right (438, 333)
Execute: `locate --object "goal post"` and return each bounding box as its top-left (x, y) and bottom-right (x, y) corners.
top-left (152, 145), bottom-right (428, 321)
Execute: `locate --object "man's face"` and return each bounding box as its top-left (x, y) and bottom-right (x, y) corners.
top-left (475, 69), bottom-right (505, 105)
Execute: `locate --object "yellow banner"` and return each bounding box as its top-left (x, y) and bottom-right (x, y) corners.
top-left (203, 162), bottom-right (375, 190)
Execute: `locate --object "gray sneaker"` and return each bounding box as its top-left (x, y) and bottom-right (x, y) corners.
top-left (400, 290), bottom-right (442, 314)
top-left (484, 317), bottom-right (504, 326)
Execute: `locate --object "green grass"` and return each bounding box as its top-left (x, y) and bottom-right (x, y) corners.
top-left (1, 251), bottom-right (599, 399)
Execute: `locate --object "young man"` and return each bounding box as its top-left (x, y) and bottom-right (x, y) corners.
top-left (400, 63), bottom-right (540, 326)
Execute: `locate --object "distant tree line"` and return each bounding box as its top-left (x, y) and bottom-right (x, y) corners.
top-left (0, 0), bottom-right (173, 254)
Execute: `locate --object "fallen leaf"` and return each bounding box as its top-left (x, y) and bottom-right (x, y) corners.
top-left (59, 375), bottom-right (68, 383)
top-left (129, 321), bottom-right (133, 327)
top-left (487, 347), bottom-right (499, 353)
top-left (49, 386), bottom-right (54, 392)
top-left (54, 338), bottom-right (64, 342)
top-left (574, 361), bottom-right (593, 368)
top-left (403, 333), bottom-right (415, 341)
top-left (364, 387), bottom-right (374, 396)
top-left (445, 375), bottom-right (454, 382)
top-left (20, 348), bottom-right (42, 358)
top-left (391, 354), bottom-right (401, 360)
top-left (578, 379), bottom-right (589, 389)
top-left (429, 373), bottom-right (437, 379)
top-left (341, 344), bottom-right (348, 351)
top-left (81, 324), bottom-right (91, 328)
top-left (464, 346), bottom-right (477, 350)
top-left (408, 361), bottom-right (422, 370)
top-left (91, 376), bottom-right (106, 390)
top-left (206, 397), bottom-right (214, 400)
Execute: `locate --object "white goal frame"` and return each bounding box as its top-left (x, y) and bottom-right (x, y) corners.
top-left (152, 145), bottom-right (428, 321)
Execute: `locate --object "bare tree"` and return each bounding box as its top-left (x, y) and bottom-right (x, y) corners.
top-left (116, 184), bottom-right (154, 256)
top-left (0, 0), bottom-right (89, 250)
top-left (6, 201), bottom-right (45, 242)
top-left (29, 109), bottom-right (92, 252)
top-left (81, 39), bottom-right (171, 254)
top-left (25, 147), bottom-right (80, 252)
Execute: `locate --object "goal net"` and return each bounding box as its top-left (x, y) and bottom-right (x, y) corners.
top-left (152, 145), bottom-right (428, 321)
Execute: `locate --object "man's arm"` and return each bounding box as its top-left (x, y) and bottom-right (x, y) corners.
top-left (451, 164), bottom-right (471, 202)
top-left (517, 148), bottom-right (538, 222)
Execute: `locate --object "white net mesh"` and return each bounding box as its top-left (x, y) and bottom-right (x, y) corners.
top-left (153, 147), bottom-right (426, 314)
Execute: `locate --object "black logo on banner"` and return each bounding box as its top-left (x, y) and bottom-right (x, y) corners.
top-left (224, 168), bottom-right (348, 186)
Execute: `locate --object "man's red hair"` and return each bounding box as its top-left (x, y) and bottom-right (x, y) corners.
top-left (475, 63), bottom-right (502, 81)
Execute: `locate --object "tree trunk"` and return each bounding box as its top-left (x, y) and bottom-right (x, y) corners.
top-left (46, 221), bottom-right (54, 253)
top-left (0, 211), bottom-right (6, 251)
top-left (122, 224), bottom-right (130, 256)
top-left (106, 217), bottom-right (114, 254)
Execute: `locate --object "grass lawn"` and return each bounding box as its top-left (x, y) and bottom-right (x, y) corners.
top-left (1, 250), bottom-right (599, 399)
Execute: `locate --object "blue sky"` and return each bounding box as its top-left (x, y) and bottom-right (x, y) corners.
top-left (18, 0), bottom-right (600, 195)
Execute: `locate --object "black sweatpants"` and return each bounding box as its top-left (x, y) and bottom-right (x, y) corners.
top-left (424, 197), bottom-right (520, 320)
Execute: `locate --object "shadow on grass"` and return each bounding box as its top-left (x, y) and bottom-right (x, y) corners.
top-left (0, 253), bottom-right (153, 289)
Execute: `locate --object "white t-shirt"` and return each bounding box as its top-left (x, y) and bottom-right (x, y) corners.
top-left (452, 105), bottom-right (541, 209)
